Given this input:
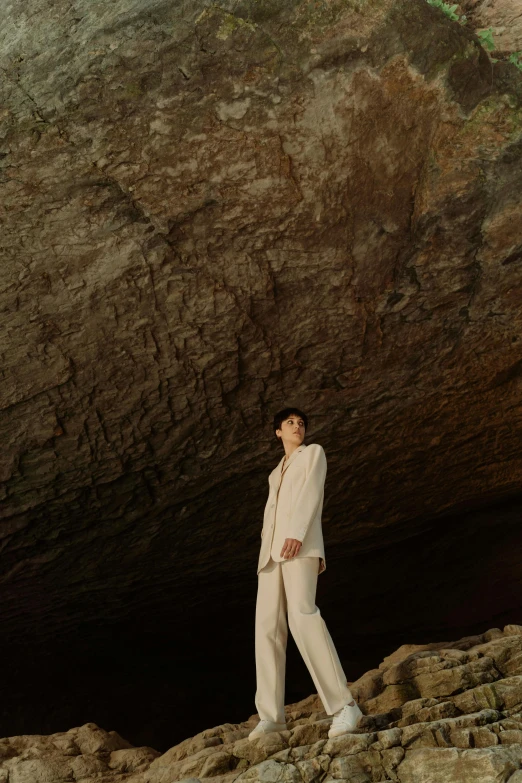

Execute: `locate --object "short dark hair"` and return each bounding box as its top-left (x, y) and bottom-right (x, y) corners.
top-left (273, 408), bottom-right (308, 440)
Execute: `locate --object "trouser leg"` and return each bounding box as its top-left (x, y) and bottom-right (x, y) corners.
top-left (282, 556), bottom-right (354, 715)
top-left (254, 557), bottom-right (288, 724)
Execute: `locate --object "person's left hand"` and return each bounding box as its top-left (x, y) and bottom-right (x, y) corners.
top-left (280, 538), bottom-right (302, 559)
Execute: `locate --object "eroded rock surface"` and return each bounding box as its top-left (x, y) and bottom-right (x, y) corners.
top-left (462, 0), bottom-right (522, 54)
top-left (6, 626), bottom-right (522, 782)
top-left (1, 0), bottom-right (522, 750)
top-left (0, 722), bottom-right (160, 783)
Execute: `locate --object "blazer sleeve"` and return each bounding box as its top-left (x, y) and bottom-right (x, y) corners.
top-left (287, 444), bottom-right (327, 542)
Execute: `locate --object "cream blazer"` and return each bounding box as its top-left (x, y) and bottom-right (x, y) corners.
top-left (258, 443), bottom-right (326, 576)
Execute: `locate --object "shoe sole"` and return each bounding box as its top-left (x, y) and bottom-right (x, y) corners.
top-left (327, 716), bottom-right (362, 738)
top-left (248, 727), bottom-right (287, 740)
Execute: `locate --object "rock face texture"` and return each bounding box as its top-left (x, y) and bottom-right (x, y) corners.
top-left (462, 0), bottom-right (522, 54)
top-left (6, 625), bottom-right (522, 783)
top-left (1, 0), bottom-right (522, 750)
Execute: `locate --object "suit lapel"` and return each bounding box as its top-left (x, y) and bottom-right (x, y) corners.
top-left (271, 444), bottom-right (307, 491)
top-left (282, 444), bottom-right (306, 475)
top-left (269, 444), bottom-right (308, 491)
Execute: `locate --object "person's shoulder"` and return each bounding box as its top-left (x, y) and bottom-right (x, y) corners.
top-left (304, 443), bottom-right (326, 458)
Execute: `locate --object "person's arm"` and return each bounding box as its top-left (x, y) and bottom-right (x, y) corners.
top-left (287, 444), bottom-right (327, 542)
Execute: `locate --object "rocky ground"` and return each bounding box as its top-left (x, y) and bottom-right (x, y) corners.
top-left (5, 624), bottom-right (522, 782)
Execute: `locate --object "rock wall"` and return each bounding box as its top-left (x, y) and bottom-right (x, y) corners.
top-left (1, 0), bottom-right (522, 750)
top-left (462, 0), bottom-right (522, 54)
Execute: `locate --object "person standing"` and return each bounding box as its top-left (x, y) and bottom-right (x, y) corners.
top-left (249, 407), bottom-right (363, 741)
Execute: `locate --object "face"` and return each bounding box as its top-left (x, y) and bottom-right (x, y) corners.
top-left (276, 414), bottom-right (306, 447)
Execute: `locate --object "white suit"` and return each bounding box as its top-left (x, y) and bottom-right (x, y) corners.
top-left (258, 443), bottom-right (326, 575)
top-left (255, 442), bottom-right (354, 724)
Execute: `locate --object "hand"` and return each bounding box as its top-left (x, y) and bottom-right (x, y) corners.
top-left (280, 538), bottom-right (302, 559)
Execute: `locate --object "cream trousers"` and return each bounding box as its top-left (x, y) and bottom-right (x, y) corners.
top-left (254, 555), bottom-right (354, 724)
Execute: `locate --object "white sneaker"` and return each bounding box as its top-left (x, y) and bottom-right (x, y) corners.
top-left (248, 719), bottom-right (287, 741)
top-left (328, 702), bottom-right (363, 738)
